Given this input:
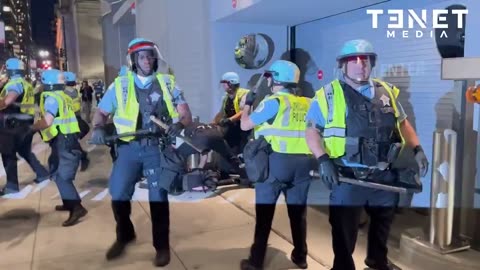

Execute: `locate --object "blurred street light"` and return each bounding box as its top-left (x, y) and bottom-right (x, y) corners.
top-left (39, 50), bottom-right (50, 58)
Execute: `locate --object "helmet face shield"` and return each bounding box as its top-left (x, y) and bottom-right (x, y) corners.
top-left (127, 43), bottom-right (168, 74)
top-left (340, 55), bottom-right (374, 84)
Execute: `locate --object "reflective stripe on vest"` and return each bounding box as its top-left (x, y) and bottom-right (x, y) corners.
top-left (39, 91), bottom-right (80, 142)
top-left (113, 72), bottom-right (179, 142)
top-left (316, 79), bottom-right (403, 158)
top-left (254, 92), bottom-right (311, 154)
top-left (1, 78), bottom-right (36, 115)
top-left (222, 88), bottom-right (249, 114)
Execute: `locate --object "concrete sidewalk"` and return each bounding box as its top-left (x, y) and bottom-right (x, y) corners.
top-left (2, 133), bottom-right (478, 269)
top-left (0, 137), bottom-right (326, 270)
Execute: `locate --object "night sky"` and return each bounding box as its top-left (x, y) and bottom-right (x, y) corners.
top-left (31, 0), bottom-right (57, 52)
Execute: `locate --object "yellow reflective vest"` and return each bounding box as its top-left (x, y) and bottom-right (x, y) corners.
top-left (315, 79), bottom-right (405, 158)
top-left (64, 86), bottom-right (81, 113)
top-left (254, 92), bottom-right (311, 154)
top-left (0, 77), bottom-right (36, 115)
top-left (39, 91), bottom-right (80, 142)
top-left (113, 71), bottom-right (180, 142)
top-left (222, 88), bottom-right (249, 114)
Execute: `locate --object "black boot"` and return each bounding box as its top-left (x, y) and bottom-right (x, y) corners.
top-left (106, 237), bottom-right (136, 261)
top-left (240, 259), bottom-right (262, 270)
top-left (365, 258), bottom-right (401, 270)
top-left (153, 249), bottom-right (170, 267)
top-left (55, 205), bottom-right (69, 211)
top-left (107, 201), bottom-right (136, 260)
top-left (288, 204), bottom-right (308, 269)
top-left (291, 252), bottom-right (308, 269)
top-left (62, 203), bottom-right (88, 227)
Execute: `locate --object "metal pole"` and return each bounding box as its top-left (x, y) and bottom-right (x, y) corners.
top-left (428, 129), bottom-right (469, 253)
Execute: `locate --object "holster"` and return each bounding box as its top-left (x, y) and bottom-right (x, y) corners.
top-left (243, 137), bottom-right (271, 183)
top-left (158, 146), bottom-right (186, 194)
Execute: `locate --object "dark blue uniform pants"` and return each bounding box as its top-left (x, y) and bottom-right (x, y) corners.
top-left (249, 152), bottom-right (314, 267)
top-left (48, 134), bottom-right (82, 209)
top-left (329, 180), bottom-right (398, 270)
top-left (1, 132), bottom-right (49, 192)
top-left (109, 142), bottom-right (169, 251)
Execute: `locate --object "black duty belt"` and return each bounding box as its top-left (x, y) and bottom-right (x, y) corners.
top-left (117, 137), bottom-right (160, 146)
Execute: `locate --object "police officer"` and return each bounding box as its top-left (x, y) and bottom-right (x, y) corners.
top-left (29, 69), bottom-right (87, 226)
top-left (93, 79), bottom-right (104, 105)
top-left (90, 38), bottom-right (192, 266)
top-left (213, 72), bottom-right (250, 154)
top-left (63, 71), bottom-right (90, 171)
top-left (240, 60), bottom-right (312, 270)
top-left (305, 39), bottom-right (429, 270)
top-left (0, 57), bottom-right (49, 196)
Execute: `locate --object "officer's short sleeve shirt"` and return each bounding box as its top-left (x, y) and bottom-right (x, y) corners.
top-left (44, 96), bottom-right (59, 116)
top-left (5, 76), bottom-right (24, 95)
top-left (250, 97), bottom-right (280, 125)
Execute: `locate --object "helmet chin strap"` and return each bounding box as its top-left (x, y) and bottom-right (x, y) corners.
top-left (342, 65), bottom-right (370, 85)
top-left (136, 64), bottom-right (153, 76)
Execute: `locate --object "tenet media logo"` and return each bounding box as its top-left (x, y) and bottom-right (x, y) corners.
top-left (366, 9), bottom-right (468, 39)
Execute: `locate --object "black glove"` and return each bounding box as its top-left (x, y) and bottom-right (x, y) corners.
top-left (318, 154), bottom-right (339, 188)
top-left (414, 145), bottom-right (429, 177)
top-left (219, 118), bottom-right (232, 126)
top-left (245, 91), bottom-right (256, 106)
top-left (167, 122), bottom-right (184, 137)
top-left (89, 127), bottom-right (107, 145)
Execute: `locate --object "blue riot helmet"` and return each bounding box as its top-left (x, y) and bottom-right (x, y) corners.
top-left (220, 72), bottom-right (240, 94)
top-left (6, 57), bottom-right (26, 77)
top-left (265, 60), bottom-right (300, 85)
top-left (63, 71), bottom-right (76, 86)
top-left (221, 72), bottom-right (240, 85)
top-left (127, 38), bottom-right (167, 75)
top-left (337, 39), bottom-right (376, 83)
top-left (41, 69), bottom-right (65, 91)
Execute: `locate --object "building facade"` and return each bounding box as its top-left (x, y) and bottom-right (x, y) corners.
top-left (55, 0), bottom-right (104, 81)
top-left (0, 0), bottom-right (34, 72)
